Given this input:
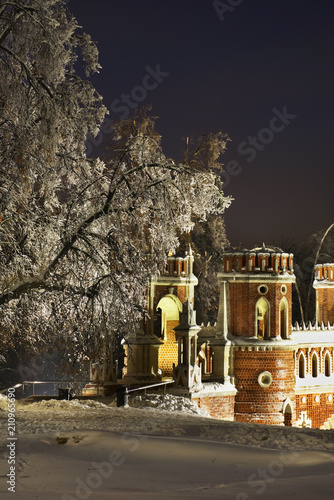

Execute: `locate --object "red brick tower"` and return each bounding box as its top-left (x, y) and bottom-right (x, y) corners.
top-left (314, 263), bottom-right (334, 325)
top-left (218, 245), bottom-right (296, 425)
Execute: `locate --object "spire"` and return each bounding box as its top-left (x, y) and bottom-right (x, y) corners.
top-left (187, 244), bottom-right (194, 275)
top-left (178, 299), bottom-right (197, 328)
top-left (216, 280), bottom-right (230, 340)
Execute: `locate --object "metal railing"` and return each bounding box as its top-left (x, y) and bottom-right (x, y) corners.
top-left (1, 380), bottom-right (91, 398)
top-left (121, 379), bottom-right (175, 407)
top-left (1, 379), bottom-right (175, 406)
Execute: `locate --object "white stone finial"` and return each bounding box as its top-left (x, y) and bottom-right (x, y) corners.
top-left (179, 299), bottom-right (197, 327)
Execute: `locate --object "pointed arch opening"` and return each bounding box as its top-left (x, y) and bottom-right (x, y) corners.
top-left (282, 399), bottom-right (293, 427)
top-left (156, 294), bottom-right (182, 341)
top-left (325, 352), bottom-right (331, 377)
top-left (155, 294), bottom-right (183, 377)
top-left (279, 298), bottom-right (289, 339)
top-left (298, 352), bottom-right (306, 378)
top-left (255, 297), bottom-right (270, 339)
top-left (311, 352), bottom-right (318, 378)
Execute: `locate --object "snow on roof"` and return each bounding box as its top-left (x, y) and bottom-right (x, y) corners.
top-left (290, 328), bottom-right (334, 344)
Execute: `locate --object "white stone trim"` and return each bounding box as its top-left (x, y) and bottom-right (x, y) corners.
top-left (295, 411), bottom-right (312, 428)
top-left (258, 371), bottom-right (273, 387)
top-left (218, 273), bottom-right (296, 283)
top-left (282, 397), bottom-right (293, 414)
top-left (295, 371), bottom-right (334, 389)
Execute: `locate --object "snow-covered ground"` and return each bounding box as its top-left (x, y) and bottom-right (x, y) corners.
top-left (1, 393), bottom-right (334, 499)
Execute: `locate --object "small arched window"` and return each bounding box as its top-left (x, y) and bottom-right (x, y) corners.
top-left (279, 298), bottom-right (289, 339)
top-left (282, 399), bottom-right (293, 427)
top-left (255, 297), bottom-right (270, 339)
top-left (298, 353), bottom-right (305, 378)
top-left (312, 352), bottom-right (318, 378)
top-left (325, 352), bottom-right (331, 377)
top-left (283, 403), bottom-right (292, 427)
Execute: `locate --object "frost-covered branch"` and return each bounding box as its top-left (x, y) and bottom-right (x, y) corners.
top-left (0, 2), bottom-right (231, 370)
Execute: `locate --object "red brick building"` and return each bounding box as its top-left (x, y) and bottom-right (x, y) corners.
top-left (123, 246), bottom-right (334, 429)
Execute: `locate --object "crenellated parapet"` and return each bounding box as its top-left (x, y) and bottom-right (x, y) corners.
top-left (314, 263), bottom-right (334, 283)
top-left (222, 245), bottom-right (294, 275)
top-left (217, 245), bottom-right (295, 341)
top-left (164, 247), bottom-right (194, 277)
top-left (313, 263), bottom-right (334, 325)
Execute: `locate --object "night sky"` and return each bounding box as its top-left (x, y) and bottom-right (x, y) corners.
top-left (68, 0), bottom-right (334, 249)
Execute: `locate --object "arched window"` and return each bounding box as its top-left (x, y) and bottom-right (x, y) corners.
top-left (255, 297), bottom-right (270, 339)
top-left (298, 352), bottom-right (305, 378)
top-left (279, 298), bottom-right (289, 339)
top-left (325, 352), bottom-right (331, 377)
top-left (155, 294), bottom-right (183, 377)
top-left (282, 399), bottom-right (293, 427)
top-left (283, 403), bottom-right (292, 426)
top-left (312, 352), bottom-right (318, 378)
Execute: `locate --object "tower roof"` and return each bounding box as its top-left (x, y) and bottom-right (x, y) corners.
top-left (250, 243), bottom-right (284, 253)
top-left (226, 243), bottom-right (286, 254)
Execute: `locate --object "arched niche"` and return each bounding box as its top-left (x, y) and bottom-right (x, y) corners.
top-left (279, 297), bottom-right (289, 339)
top-left (255, 297), bottom-right (270, 339)
top-left (156, 294), bottom-right (182, 340)
top-left (282, 398), bottom-right (293, 427)
top-left (298, 352), bottom-right (306, 378)
top-left (311, 351), bottom-right (319, 378)
top-left (325, 351), bottom-right (331, 377)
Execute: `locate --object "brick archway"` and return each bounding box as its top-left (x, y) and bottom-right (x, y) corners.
top-left (282, 399), bottom-right (293, 427)
top-left (156, 294), bottom-right (182, 377)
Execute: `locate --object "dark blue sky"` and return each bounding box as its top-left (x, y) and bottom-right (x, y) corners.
top-left (68, 0), bottom-right (334, 249)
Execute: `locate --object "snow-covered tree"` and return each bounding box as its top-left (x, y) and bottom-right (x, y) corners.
top-left (0, 1), bottom-right (231, 378)
top-left (0, 0), bottom-right (106, 371)
top-left (293, 224), bottom-right (334, 323)
top-left (177, 133), bottom-right (231, 325)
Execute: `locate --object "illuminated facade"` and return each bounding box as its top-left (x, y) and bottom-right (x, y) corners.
top-left (123, 246), bottom-right (334, 429)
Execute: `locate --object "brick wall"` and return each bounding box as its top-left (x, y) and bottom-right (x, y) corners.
top-left (316, 288), bottom-right (334, 324)
top-left (296, 393), bottom-right (334, 428)
top-left (229, 282), bottom-right (292, 338)
top-left (296, 347), bottom-right (333, 377)
top-left (154, 285), bottom-right (188, 311)
top-left (234, 347), bottom-right (295, 425)
top-left (158, 319), bottom-right (178, 377)
top-left (192, 395), bottom-right (235, 420)
top-left (229, 282), bottom-right (251, 336)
